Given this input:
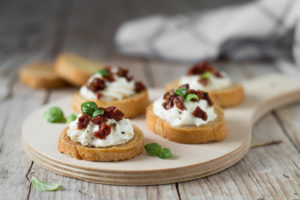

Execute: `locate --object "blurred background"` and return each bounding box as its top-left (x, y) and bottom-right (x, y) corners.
top-left (1, 0), bottom-right (299, 89)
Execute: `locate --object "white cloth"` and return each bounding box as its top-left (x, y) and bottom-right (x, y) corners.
top-left (115, 0), bottom-right (300, 64)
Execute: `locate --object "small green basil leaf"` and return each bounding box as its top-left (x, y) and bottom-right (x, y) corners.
top-left (144, 143), bottom-right (173, 159)
top-left (144, 143), bottom-right (162, 156)
top-left (81, 102), bottom-right (98, 117)
top-left (43, 106), bottom-right (65, 123)
top-left (31, 176), bottom-right (61, 191)
top-left (66, 114), bottom-right (77, 124)
top-left (200, 71), bottom-right (210, 79)
top-left (185, 94), bottom-right (199, 101)
top-left (158, 148), bottom-right (172, 159)
top-left (97, 69), bottom-right (109, 76)
top-left (93, 109), bottom-right (104, 117)
top-left (174, 88), bottom-right (188, 98)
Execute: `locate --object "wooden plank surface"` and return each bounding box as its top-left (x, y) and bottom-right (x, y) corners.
top-left (0, 0), bottom-right (300, 200)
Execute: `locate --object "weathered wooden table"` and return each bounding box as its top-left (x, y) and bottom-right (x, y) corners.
top-left (1, 0), bottom-right (300, 199)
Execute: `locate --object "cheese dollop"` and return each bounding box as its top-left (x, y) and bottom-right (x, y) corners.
top-left (80, 68), bottom-right (135, 101)
top-left (153, 97), bottom-right (217, 127)
top-left (179, 72), bottom-right (232, 91)
top-left (67, 114), bottom-right (134, 147)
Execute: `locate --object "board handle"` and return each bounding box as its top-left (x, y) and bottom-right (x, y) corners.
top-left (241, 74), bottom-right (300, 122)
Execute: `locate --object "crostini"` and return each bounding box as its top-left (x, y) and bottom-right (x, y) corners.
top-left (58, 102), bottom-right (144, 161)
top-left (54, 53), bottom-right (105, 86)
top-left (166, 61), bottom-right (244, 108)
top-left (19, 62), bottom-right (67, 89)
top-left (72, 66), bottom-right (149, 118)
top-left (146, 84), bottom-right (226, 144)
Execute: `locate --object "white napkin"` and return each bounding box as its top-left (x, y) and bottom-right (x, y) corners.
top-left (115, 0), bottom-right (300, 64)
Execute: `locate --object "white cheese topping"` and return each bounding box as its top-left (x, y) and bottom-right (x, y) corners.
top-left (67, 114), bottom-right (134, 147)
top-left (153, 96), bottom-right (217, 127)
top-left (80, 68), bottom-right (135, 101)
top-left (179, 72), bottom-right (232, 91)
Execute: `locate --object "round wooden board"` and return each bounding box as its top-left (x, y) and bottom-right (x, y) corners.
top-left (22, 75), bottom-right (300, 185)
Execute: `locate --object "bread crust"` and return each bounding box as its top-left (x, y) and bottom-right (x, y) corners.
top-left (54, 53), bottom-right (105, 86)
top-left (72, 90), bottom-right (149, 118)
top-left (19, 62), bottom-right (67, 89)
top-left (58, 125), bottom-right (144, 161)
top-left (146, 104), bottom-right (226, 144)
top-left (166, 80), bottom-right (244, 108)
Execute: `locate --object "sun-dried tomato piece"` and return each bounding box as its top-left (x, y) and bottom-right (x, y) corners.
top-left (187, 61), bottom-right (223, 78)
top-left (187, 61), bottom-right (211, 75)
top-left (173, 96), bottom-right (185, 110)
top-left (163, 98), bottom-right (174, 110)
top-left (94, 123), bottom-right (112, 139)
top-left (198, 78), bottom-right (208, 86)
top-left (103, 106), bottom-right (124, 121)
top-left (104, 106), bottom-right (116, 117)
top-left (192, 106), bottom-right (208, 120)
top-left (97, 92), bottom-right (103, 100)
top-left (135, 81), bottom-right (146, 93)
top-left (163, 90), bottom-right (172, 100)
top-left (87, 78), bottom-right (106, 92)
top-left (91, 115), bottom-right (107, 125)
top-left (77, 114), bottom-right (89, 129)
top-left (179, 84), bottom-right (189, 90)
top-left (111, 109), bottom-right (124, 121)
top-left (102, 66), bottom-right (115, 82)
top-left (202, 92), bottom-right (213, 106)
top-left (214, 71), bottom-right (223, 78)
top-left (187, 90), bottom-right (213, 105)
top-left (117, 67), bottom-right (128, 77)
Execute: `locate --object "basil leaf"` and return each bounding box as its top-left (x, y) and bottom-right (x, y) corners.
top-left (174, 88), bottom-right (188, 98)
top-left (144, 143), bottom-right (172, 159)
top-left (144, 143), bottom-right (162, 156)
top-left (31, 176), bottom-right (61, 191)
top-left (43, 106), bottom-right (65, 123)
top-left (97, 69), bottom-right (109, 76)
top-left (81, 102), bottom-right (98, 117)
top-left (66, 114), bottom-right (77, 124)
top-left (158, 148), bottom-right (172, 159)
top-left (93, 109), bottom-right (104, 117)
top-left (200, 71), bottom-right (210, 79)
top-left (185, 94), bottom-right (199, 101)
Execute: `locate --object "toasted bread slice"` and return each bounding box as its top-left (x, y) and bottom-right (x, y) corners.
top-left (58, 125), bottom-right (144, 161)
top-left (146, 104), bottom-right (226, 144)
top-left (54, 53), bottom-right (106, 86)
top-left (19, 62), bottom-right (67, 89)
top-left (72, 90), bottom-right (149, 118)
top-left (166, 80), bottom-right (244, 108)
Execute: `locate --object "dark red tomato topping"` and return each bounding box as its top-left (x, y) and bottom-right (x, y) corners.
top-left (162, 90), bottom-right (186, 110)
top-left (91, 115), bottom-right (107, 125)
top-left (180, 84), bottom-right (189, 90)
top-left (135, 81), bottom-right (146, 93)
top-left (187, 89), bottom-right (213, 106)
top-left (187, 61), bottom-right (223, 78)
top-left (97, 92), bottom-right (103, 100)
top-left (86, 78), bottom-right (106, 92)
top-left (117, 67), bottom-right (133, 81)
top-left (202, 92), bottom-right (213, 106)
top-left (94, 123), bottom-right (112, 139)
top-left (104, 106), bottom-right (124, 121)
top-left (162, 85), bottom-right (213, 111)
top-left (173, 96), bottom-right (185, 110)
top-left (192, 106), bottom-right (208, 120)
top-left (77, 114), bottom-right (90, 129)
top-left (102, 66), bottom-right (115, 82)
top-left (162, 99), bottom-right (174, 110)
top-left (198, 78), bottom-right (208, 86)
